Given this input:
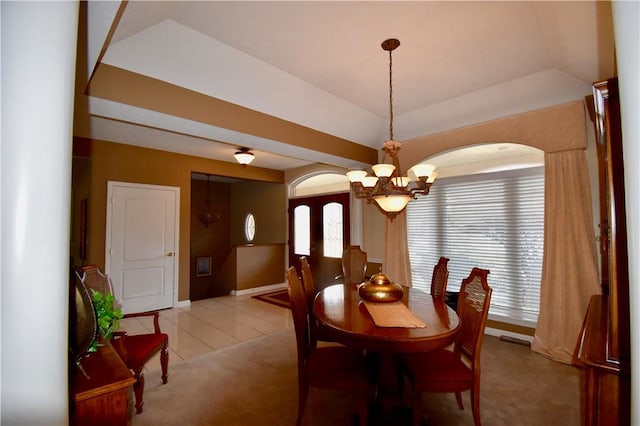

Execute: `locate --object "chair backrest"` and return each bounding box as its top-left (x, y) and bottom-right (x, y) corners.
top-left (288, 266), bottom-right (311, 368)
top-left (299, 257), bottom-right (316, 307)
top-left (430, 257), bottom-right (450, 301)
top-left (342, 245), bottom-right (367, 285)
top-left (455, 267), bottom-right (492, 369)
top-left (77, 264), bottom-right (114, 296)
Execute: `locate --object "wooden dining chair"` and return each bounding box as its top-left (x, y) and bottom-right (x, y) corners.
top-left (299, 256), bottom-right (316, 309)
top-left (300, 256), bottom-right (339, 346)
top-left (340, 245), bottom-right (368, 285)
top-left (77, 264), bottom-right (169, 414)
top-left (430, 256), bottom-right (450, 302)
top-left (288, 266), bottom-right (373, 426)
top-left (400, 267), bottom-right (492, 426)
top-left (300, 256), bottom-right (321, 347)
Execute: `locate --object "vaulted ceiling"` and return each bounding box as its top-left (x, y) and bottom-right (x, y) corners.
top-left (74, 1), bottom-right (615, 172)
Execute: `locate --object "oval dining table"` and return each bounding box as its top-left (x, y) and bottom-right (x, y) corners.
top-left (313, 283), bottom-right (460, 354)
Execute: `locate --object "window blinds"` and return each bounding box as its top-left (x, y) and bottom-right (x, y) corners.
top-left (407, 166), bottom-right (544, 325)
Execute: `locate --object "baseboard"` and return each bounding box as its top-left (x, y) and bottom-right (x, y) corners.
top-left (485, 326), bottom-right (534, 344)
top-left (175, 299), bottom-right (191, 309)
top-left (231, 282), bottom-right (287, 297)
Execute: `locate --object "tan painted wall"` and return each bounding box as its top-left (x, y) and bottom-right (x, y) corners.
top-left (235, 244), bottom-right (286, 290)
top-left (81, 138), bottom-right (283, 302)
top-left (230, 181), bottom-right (287, 245)
top-left (216, 244), bottom-right (286, 291)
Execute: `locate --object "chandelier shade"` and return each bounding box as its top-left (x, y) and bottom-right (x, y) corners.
top-left (347, 39), bottom-right (437, 221)
top-left (372, 163), bottom-right (396, 177)
top-left (234, 147), bottom-right (255, 165)
top-left (374, 193), bottom-right (411, 213)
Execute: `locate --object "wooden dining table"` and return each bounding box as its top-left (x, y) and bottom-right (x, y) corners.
top-left (313, 283), bottom-right (461, 423)
top-left (313, 283), bottom-right (460, 354)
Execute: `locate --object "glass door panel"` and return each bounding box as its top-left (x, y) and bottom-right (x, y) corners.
top-left (293, 205), bottom-right (310, 256)
top-left (322, 202), bottom-right (343, 258)
top-left (289, 193), bottom-right (350, 290)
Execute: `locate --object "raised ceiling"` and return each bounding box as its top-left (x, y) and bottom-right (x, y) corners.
top-left (74, 1), bottom-right (615, 172)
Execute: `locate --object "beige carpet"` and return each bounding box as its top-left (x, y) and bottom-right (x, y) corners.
top-left (133, 329), bottom-right (582, 426)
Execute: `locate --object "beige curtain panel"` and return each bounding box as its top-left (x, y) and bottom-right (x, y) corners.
top-left (532, 149), bottom-right (601, 364)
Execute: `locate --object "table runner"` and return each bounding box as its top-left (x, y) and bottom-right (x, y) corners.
top-left (362, 300), bottom-right (427, 328)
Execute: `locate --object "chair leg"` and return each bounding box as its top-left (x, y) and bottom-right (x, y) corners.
top-left (296, 381), bottom-right (308, 426)
top-left (395, 359), bottom-right (406, 406)
top-left (133, 368), bottom-right (145, 414)
top-left (357, 397), bottom-right (368, 426)
top-left (160, 344), bottom-right (169, 384)
top-left (455, 391), bottom-right (464, 409)
top-left (471, 382), bottom-right (481, 426)
top-left (412, 393), bottom-right (422, 426)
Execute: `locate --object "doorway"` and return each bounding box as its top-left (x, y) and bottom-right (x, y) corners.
top-left (288, 192), bottom-right (350, 290)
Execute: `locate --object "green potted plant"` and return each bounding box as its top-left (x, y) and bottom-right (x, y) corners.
top-left (88, 290), bottom-right (123, 352)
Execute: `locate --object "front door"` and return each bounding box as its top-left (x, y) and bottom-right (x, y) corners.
top-left (106, 181), bottom-right (179, 314)
top-left (289, 193), bottom-right (350, 291)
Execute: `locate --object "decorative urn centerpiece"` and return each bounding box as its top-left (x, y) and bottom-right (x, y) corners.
top-left (358, 271), bottom-right (404, 303)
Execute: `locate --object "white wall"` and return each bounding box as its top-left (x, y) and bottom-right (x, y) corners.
top-left (1, 2), bottom-right (78, 423)
top-left (612, 2), bottom-right (640, 423)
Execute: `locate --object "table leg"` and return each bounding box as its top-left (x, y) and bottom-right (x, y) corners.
top-left (364, 352), bottom-right (416, 425)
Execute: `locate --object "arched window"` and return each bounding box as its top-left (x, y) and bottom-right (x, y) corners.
top-left (291, 173), bottom-right (349, 197)
top-left (407, 143), bottom-right (544, 327)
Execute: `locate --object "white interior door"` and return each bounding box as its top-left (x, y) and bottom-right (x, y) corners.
top-left (106, 181), bottom-right (179, 314)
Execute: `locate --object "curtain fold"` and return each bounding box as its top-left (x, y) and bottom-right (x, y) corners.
top-left (532, 149), bottom-right (601, 364)
top-left (383, 211), bottom-right (413, 287)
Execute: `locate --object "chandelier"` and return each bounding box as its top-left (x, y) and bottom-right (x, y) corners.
top-left (198, 174), bottom-right (221, 227)
top-left (347, 39), bottom-right (437, 221)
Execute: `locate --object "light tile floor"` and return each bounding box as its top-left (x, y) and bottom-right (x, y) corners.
top-left (119, 291), bottom-right (293, 373)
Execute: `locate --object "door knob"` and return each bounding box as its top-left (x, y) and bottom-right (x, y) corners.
top-left (166, 252), bottom-right (174, 257)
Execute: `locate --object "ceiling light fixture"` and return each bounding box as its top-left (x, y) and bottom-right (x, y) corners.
top-left (347, 39), bottom-right (437, 221)
top-left (234, 147), bottom-right (255, 166)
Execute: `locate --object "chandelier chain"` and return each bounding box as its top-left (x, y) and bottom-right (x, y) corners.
top-left (388, 48), bottom-right (394, 142)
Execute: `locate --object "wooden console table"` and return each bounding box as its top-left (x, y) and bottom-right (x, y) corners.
top-left (72, 339), bottom-right (136, 426)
